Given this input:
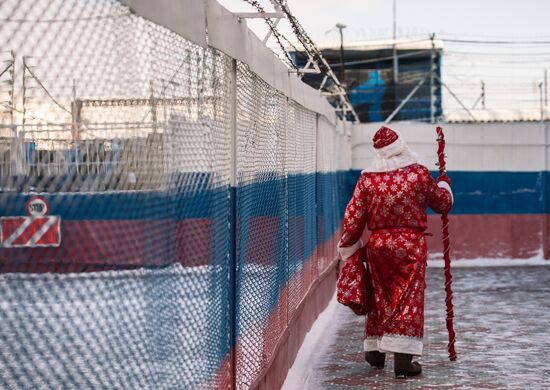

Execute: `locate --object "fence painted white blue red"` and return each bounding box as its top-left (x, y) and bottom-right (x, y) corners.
top-left (0, 1), bottom-right (353, 389)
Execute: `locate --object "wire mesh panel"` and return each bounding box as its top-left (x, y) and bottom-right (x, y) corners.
top-left (0, 1), bottom-right (232, 388)
top-left (234, 62), bottom-right (288, 389)
top-left (286, 101), bottom-right (317, 321)
top-left (234, 68), bottom-right (343, 389)
top-left (316, 116), bottom-right (344, 272)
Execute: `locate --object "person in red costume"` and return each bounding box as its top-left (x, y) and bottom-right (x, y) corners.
top-left (337, 126), bottom-right (453, 378)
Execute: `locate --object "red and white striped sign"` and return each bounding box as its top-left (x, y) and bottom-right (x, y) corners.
top-left (1, 216), bottom-right (61, 248)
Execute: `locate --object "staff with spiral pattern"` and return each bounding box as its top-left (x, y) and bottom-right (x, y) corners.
top-left (436, 126), bottom-right (457, 361)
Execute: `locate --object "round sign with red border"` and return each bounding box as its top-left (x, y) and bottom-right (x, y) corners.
top-left (26, 197), bottom-right (49, 217)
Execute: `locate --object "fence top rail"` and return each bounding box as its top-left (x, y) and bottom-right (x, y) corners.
top-left (119, 0), bottom-right (339, 125)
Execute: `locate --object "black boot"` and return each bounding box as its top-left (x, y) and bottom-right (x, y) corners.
top-left (365, 351), bottom-right (386, 369)
top-left (394, 353), bottom-right (422, 378)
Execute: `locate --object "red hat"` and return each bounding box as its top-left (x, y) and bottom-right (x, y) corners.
top-left (373, 126), bottom-right (399, 149)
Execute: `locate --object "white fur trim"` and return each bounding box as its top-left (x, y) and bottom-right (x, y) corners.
top-left (363, 337), bottom-right (382, 352)
top-left (364, 335), bottom-right (423, 356)
top-left (361, 137), bottom-right (419, 173)
top-left (376, 137), bottom-right (407, 159)
top-left (337, 239), bottom-right (363, 260)
top-left (437, 181), bottom-right (454, 204)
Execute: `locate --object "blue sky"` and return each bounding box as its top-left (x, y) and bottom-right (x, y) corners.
top-left (219, 0), bottom-right (550, 114)
top-left (219, 0), bottom-right (550, 44)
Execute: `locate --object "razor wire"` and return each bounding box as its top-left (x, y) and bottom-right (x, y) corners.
top-left (0, 1), bottom-right (351, 389)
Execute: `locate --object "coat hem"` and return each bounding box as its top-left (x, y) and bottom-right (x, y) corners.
top-left (364, 335), bottom-right (423, 356)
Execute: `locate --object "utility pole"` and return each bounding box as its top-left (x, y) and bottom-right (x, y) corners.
top-left (481, 81), bottom-right (486, 109)
top-left (545, 68), bottom-right (548, 106)
top-left (335, 23), bottom-right (347, 87)
top-left (539, 82), bottom-right (544, 123)
top-left (8, 51), bottom-right (15, 126)
top-left (391, 0), bottom-right (399, 121)
top-left (430, 34), bottom-right (436, 123)
top-left (71, 79), bottom-right (82, 145)
top-left (471, 80), bottom-right (486, 110)
top-left (149, 80), bottom-right (157, 133)
top-left (22, 56), bottom-right (26, 134)
top-left (392, 0), bottom-right (398, 84)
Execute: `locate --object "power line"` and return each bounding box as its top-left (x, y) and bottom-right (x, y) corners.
top-left (445, 50), bottom-right (550, 56)
top-left (444, 63), bottom-right (550, 68)
top-left (24, 61), bottom-right (72, 115)
top-left (0, 101), bottom-right (56, 125)
top-left (442, 38), bottom-right (550, 45)
top-left (344, 37), bottom-right (434, 48)
top-left (239, 0), bottom-right (297, 69)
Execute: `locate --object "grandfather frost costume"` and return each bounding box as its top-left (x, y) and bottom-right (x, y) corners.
top-left (337, 126), bottom-right (453, 377)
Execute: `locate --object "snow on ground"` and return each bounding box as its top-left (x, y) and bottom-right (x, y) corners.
top-left (283, 263), bottom-right (550, 389)
top-left (428, 258), bottom-right (550, 267)
top-left (282, 292), bottom-right (339, 390)
top-left (428, 248), bottom-right (548, 267)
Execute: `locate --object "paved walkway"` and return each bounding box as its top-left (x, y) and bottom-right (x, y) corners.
top-left (286, 265), bottom-right (550, 389)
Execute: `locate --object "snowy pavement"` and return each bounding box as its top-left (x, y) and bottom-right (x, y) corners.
top-left (283, 265), bottom-right (550, 389)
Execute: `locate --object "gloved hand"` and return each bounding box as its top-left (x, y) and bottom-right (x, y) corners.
top-left (337, 239), bottom-right (363, 261)
top-left (437, 175), bottom-right (452, 186)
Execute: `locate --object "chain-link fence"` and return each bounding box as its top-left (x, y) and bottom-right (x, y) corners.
top-left (0, 1), bottom-right (351, 388)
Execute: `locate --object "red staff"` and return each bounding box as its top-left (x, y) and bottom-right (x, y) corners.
top-left (436, 126), bottom-right (457, 361)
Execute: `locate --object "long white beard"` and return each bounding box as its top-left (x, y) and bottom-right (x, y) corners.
top-left (361, 137), bottom-right (420, 173)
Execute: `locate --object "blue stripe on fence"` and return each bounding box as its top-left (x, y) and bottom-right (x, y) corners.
top-left (349, 170), bottom-right (550, 215)
top-left (0, 172), bottom-right (352, 220)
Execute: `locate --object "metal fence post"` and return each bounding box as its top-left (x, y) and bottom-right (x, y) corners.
top-left (315, 113), bottom-right (320, 276)
top-left (285, 97), bottom-right (290, 328)
top-left (228, 58), bottom-right (238, 390)
top-left (544, 120), bottom-right (549, 259)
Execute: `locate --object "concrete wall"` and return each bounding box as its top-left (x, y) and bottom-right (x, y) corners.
top-left (353, 122), bottom-right (550, 173)
top-left (351, 121), bottom-right (550, 260)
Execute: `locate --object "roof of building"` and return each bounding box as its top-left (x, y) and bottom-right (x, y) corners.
top-left (316, 38), bottom-right (444, 52)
